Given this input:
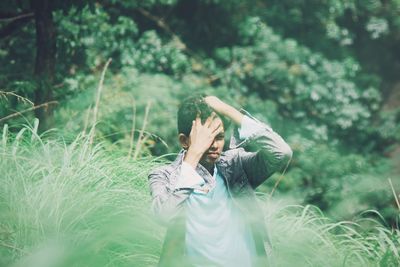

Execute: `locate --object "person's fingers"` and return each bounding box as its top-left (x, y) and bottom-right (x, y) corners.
top-left (204, 112), bottom-right (216, 127)
top-left (191, 120), bottom-right (196, 131)
top-left (194, 114), bottom-right (201, 127)
top-left (209, 116), bottom-right (222, 131)
top-left (211, 124), bottom-right (224, 135)
top-left (190, 119), bottom-right (199, 136)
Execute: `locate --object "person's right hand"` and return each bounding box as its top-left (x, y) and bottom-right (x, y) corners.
top-left (184, 112), bottom-right (224, 167)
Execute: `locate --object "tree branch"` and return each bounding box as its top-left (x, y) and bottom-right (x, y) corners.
top-left (0, 101), bottom-right (58, 123)
top-left (0, 14), bottom-right (33, 39)
top-left (0, 12), bottom-right (34, 22)
top-left (137, 8), bottom-right (188, 52)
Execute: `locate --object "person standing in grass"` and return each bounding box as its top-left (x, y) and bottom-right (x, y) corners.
top-left (148, 95), bottom-right (292, 267)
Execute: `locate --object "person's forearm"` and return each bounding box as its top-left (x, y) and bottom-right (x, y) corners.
top-left (204, 96), bottom-right (244, 125)
top-left (183, 148), bottom-right (203, 169)
top-left (149, 170), bottom-right (193, 224)
top-left (218, 103), bottom-right (244, 126)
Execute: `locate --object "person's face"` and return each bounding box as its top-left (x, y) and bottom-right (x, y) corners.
top-left (199, 117), bottom-right (225, 166)
top-left (179, 117), bottom-right (225, 166)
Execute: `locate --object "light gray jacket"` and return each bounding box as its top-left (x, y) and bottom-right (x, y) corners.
top-left (148, 115), bottom-right (292, 266)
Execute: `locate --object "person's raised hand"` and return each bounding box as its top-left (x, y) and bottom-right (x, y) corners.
top-left (204, 96), bottom-right (243, 126)
top-left (204, 96), bottom-right (226, 114)
top-left (183, 112), bottom-right (224, 168)
top-left (188, 112), bottom-right (223, 155)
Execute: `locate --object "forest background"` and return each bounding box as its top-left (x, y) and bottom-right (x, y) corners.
top-left (1, 0), bottom-right (399, 266)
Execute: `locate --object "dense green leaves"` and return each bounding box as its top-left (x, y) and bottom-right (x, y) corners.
top-left (213, 17), bottom-right (382, 143)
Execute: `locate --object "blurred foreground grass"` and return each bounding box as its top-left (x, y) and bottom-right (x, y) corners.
top-left (0, 125), bottom-right (399, 267)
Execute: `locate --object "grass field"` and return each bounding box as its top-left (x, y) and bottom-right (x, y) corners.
top-left (1, 126), bottom-right (399, 267)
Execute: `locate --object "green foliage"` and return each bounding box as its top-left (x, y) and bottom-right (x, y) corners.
top-left (55, 68), bottom-right (184, 155)
top-left (376, 108), bottom-right (400, 142)
top-left (0, 126), bottom-right (163, 267)
top-left (56, 5), bottom-right (190, 76)
top-left (1, 0), bottom-right (394, 151)
top-left (129, 31), bottom-right (190, 75)
top-left (0, 15), bottom-right (36, 120)
top-left (57, 6), bottom-right (139, 71)
top-left (213, 17), bottom-right (382, 145)
top-left (257, 0), bottom-right (400, 83)
top-left (258, 0), bottom-right (400, 46)
top-left (268, 135), bottom-right (399, 226)
top-left (264, 202), bottom-right (400, 266)
top-left (107, 0), bottom-right (178, 9)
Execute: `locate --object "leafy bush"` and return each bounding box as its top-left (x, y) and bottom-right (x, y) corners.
top-left (55, 69), bottom-right (186, 156)
top-left (265, 135), bottom-right (399, 226)
top-left (213, 17), bottom-right (382, 148)
top-left (129, 31), bottom-right (190, 75)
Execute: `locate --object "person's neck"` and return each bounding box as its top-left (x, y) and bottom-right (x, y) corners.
top-left (200, 161), bottom-right (215, 176)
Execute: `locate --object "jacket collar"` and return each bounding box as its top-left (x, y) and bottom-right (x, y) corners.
top-left (170, 149), bottom-right (229, 186)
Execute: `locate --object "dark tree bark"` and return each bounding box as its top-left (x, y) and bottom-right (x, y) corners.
top-left (31, 0), bottom-right (56, 131)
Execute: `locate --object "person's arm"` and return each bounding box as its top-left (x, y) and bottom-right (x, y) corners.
top-left (205, 96), bottom-right (292, 188)
top-left (148, 162), bottom-right (204, 224)
top-left (239, 114), bottom-right (292, 188)
top-left (204, 96), bottom-right (243, 126)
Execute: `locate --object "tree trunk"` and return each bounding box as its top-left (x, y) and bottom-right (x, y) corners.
top-left (31, 0), bottom-right (56, 131)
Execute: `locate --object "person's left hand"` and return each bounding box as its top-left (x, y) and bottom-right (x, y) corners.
top-left (204, 96), bottom-right (243, 126)
top-left (204, 96), bottom-right (226, 114)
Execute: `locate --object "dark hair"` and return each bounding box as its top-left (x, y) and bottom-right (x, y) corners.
top-left (177, 95), bottom-right (230, 136)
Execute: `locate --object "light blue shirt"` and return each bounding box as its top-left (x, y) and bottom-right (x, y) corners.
top-left (179, 115), bottom-right (264, 267)
top-left (185, 167), bottom-right (256, 267)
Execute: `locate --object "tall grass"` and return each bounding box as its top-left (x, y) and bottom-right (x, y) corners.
top-left (0, 125), bottom-right (164, 267)
top-left (262, 199), bottom-right (399, 266)
top-left (0, 125), bottom-right (399, 267)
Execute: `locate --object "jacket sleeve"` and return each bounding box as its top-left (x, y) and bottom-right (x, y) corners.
top-left (232, 114), bottom-right (293, 188)
top-left (148, 162), bottom-right (204, 224)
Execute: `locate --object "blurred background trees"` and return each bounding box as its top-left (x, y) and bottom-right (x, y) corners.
top-left (1, 0), bottom-right (399, 225)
